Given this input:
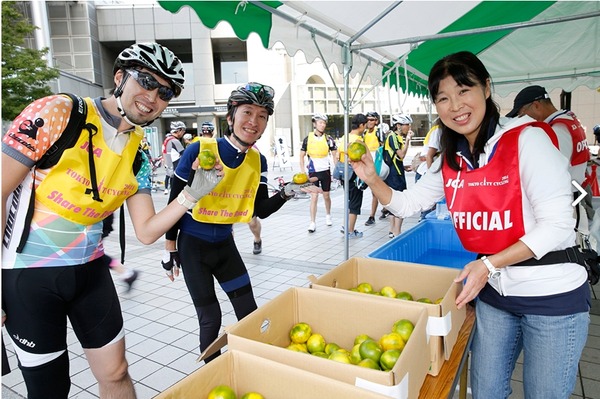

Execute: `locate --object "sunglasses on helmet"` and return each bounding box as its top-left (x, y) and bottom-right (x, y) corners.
top-left (241, 82), bottom-right (275, 99)
top-left (127, 69), bottom-right (175, 102)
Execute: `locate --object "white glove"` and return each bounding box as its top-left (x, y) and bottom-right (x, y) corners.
top-left (183, 167), bottom-right (222, 202)
top-left (282, 182), bottom-right (314, 199)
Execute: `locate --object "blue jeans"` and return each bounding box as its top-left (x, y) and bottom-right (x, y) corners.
top-left (470, 299), bottom-right (589, 399)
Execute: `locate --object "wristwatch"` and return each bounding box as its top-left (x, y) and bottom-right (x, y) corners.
top-left (481, 256), bottom-right (501, 279)
top-left (176, 191), bottom-right (196, 209)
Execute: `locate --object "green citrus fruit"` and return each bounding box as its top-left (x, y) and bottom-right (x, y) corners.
top-left (380, 286), bottom-right (397, 298)
top-left (324, 342), bottom-right (341, 355)
top-left (435, 297), bottom-right (444, 304)
top-left (328, 350), bottom-right (352, 364)
top-left (348, 141), bottom-right (367, 161)
top-left (354, 334), bottom-right (374, 346)
top-left (198, 149), bottom-right (216, 170)
top-left (208, 385), bottom-right (237, 399)
top-left (356, 282), bottom-right (373, 294)
top-left (241, 393), bottom-right (264, 399)
top-left (392, 319), bottom-right (415, 343)
top-left (306, 333), bottom-right (326, 354)
top-left (395, 291), bottom-right (413, 301)
top-left (417, 297), bottom-right (433, 304)
top-left (350, 344), bottom-right (362, 364)
top-left (380, 349), bottom-right (401, 371)
top-left (311, 351), bottom-right (329, 359)
top-left (359, 339), bottom-right (383, 363)
top-left (286, 343), bottom-right (308, 353)
top-left (378, 332), bottom-right (406, 352)
top-left (289, 322), bottom-right (312, 344)
top-left (357, 358), bottom-right (381, 370)
top-left (292, 172), bottom-right (309, 184)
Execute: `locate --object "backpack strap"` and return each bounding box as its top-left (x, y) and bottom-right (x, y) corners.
top-left (17, 93), bottom-right (88, 253)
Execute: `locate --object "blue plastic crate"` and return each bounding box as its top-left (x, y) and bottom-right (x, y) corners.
top-left (368, 219), bottom-right (477, 269)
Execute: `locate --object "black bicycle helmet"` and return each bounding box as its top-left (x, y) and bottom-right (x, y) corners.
top-left (114, 43), bottom-right (185, 96)
top-left (201, 121), bottom-right (215, 132)
top-left (366, 111), bottom-right (380, 120)
top-left (227, 82), bottom-right (275, 116)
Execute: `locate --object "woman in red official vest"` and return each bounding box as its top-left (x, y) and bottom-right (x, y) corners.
top-left (351, 51), bottom-right (589, 399)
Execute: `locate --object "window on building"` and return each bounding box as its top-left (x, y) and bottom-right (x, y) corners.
top-left (212, 38), bottom-right (248, 84)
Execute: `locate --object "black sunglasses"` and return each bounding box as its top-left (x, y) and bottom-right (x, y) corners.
top-left (127, 69), bottom-right (175, 101)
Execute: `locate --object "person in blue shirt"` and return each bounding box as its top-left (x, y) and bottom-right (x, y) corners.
top-left (162, 83), bottom-right (318, 362)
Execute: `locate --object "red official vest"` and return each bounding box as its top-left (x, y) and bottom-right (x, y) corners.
top-left (441, 123), bottom-right (554, 253)
top-left (549, 112), bottom-right (590, 166)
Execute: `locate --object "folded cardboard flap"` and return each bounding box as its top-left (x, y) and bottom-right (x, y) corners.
top-left (160, 350), bottom-right (392, 399)
top-left (356, 376), bottom-right (408, 399)
top-left (198, 332), bottom-right (228, 363)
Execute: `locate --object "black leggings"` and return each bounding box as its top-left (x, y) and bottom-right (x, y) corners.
top-left (177, 233), bottom-right (257, 359)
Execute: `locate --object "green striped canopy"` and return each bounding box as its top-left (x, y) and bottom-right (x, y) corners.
top-left (159, 1), bottom-right (599, 97)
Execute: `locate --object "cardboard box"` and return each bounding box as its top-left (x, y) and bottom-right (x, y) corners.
top-left (208, 287), bottom-right (430, 399)
top-left (309, 257), bottom-right (466, 376)
top-left (156, 350), bottom-right (389, 399)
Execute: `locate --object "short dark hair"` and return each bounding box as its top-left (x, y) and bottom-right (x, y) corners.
top-left (351, 114), bottom-right (367, 129)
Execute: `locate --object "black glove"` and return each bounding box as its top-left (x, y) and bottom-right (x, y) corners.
top-left (161, 250), bottom-right (180, 277)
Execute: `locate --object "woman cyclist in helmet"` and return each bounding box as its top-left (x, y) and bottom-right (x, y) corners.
top-left (163, 82), bottom-right (320, 363)
top-left (2, 43), bottom-right (221, 399)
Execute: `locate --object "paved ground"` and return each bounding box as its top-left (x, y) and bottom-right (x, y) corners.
top-left (2, 154), bottom-right (600, 398)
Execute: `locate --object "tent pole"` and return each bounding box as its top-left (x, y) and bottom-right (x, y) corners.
top-left (342, 44), bottom-right (352, 260)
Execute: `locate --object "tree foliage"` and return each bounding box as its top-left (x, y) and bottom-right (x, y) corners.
top-left (2, 1), bottom-right (59, 121)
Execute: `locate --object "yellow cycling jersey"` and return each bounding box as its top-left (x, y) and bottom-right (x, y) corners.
top-left (338, 133), bottom-right (364, 162)
top-left (36, 97), bottom-right (142, 225)
top-left (191, 139), bottom-right (260, 224)
top-left (306, 131), bottom-right (330, 158)
top-left (364, 128), bottom-right (380, 151)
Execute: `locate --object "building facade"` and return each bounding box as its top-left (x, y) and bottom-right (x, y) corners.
top-left (11, 1), bottom-right (600, 159)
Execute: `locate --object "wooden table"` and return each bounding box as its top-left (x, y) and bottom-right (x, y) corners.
top-left (418, 304), bottom-right (476, 399)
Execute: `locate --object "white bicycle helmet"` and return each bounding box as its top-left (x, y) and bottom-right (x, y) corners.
top-left (114, 43), bottom-right (185, 96)
top-left (170, 121), bottom-right (186, 132)
top-left (312, 113), bottom-right (328, 122)
top-left (392, 114), bottom-right (413, 125)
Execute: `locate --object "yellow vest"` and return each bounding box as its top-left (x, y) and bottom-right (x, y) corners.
top-left (306, 131), bottom-right (330, 158)
top-left (384, 132), bottom-right (405, 174)
top-left (364, 128), bottom-right (380, 151)
top-left (191, 139), bottom-right (260, 224)
top-left (423, 123), bottom-right (440, 146)
top-left (36, 97), bottom-right (142, 225)
top-left (338, 133), bottom-right (363, 163)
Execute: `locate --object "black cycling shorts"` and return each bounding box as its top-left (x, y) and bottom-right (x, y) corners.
top-left (177, 233), bottom-right (251, 307)
top-left (1, 256), bottom-right (123, 354)
top-left (309, 170), bottom-right (332, 192)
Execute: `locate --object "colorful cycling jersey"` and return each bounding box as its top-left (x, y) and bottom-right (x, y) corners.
top-left (2, 95), bottom-right (152, 269)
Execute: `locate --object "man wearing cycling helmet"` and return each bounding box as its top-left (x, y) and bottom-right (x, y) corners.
top-left (384, 114), bottom-right (413, 238)
top-left (364, 111), bottom-right (385, 226)
top-left (163, 82), bottom-right (320, 363)
top-left (201, 121), bottom-right (216, 138)
top-left (163, 120), bottom-right (186, 194)
top-left (299, 113), bottom-right (337, 232)
top-left (2, 43), bottom-right (222, 398)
